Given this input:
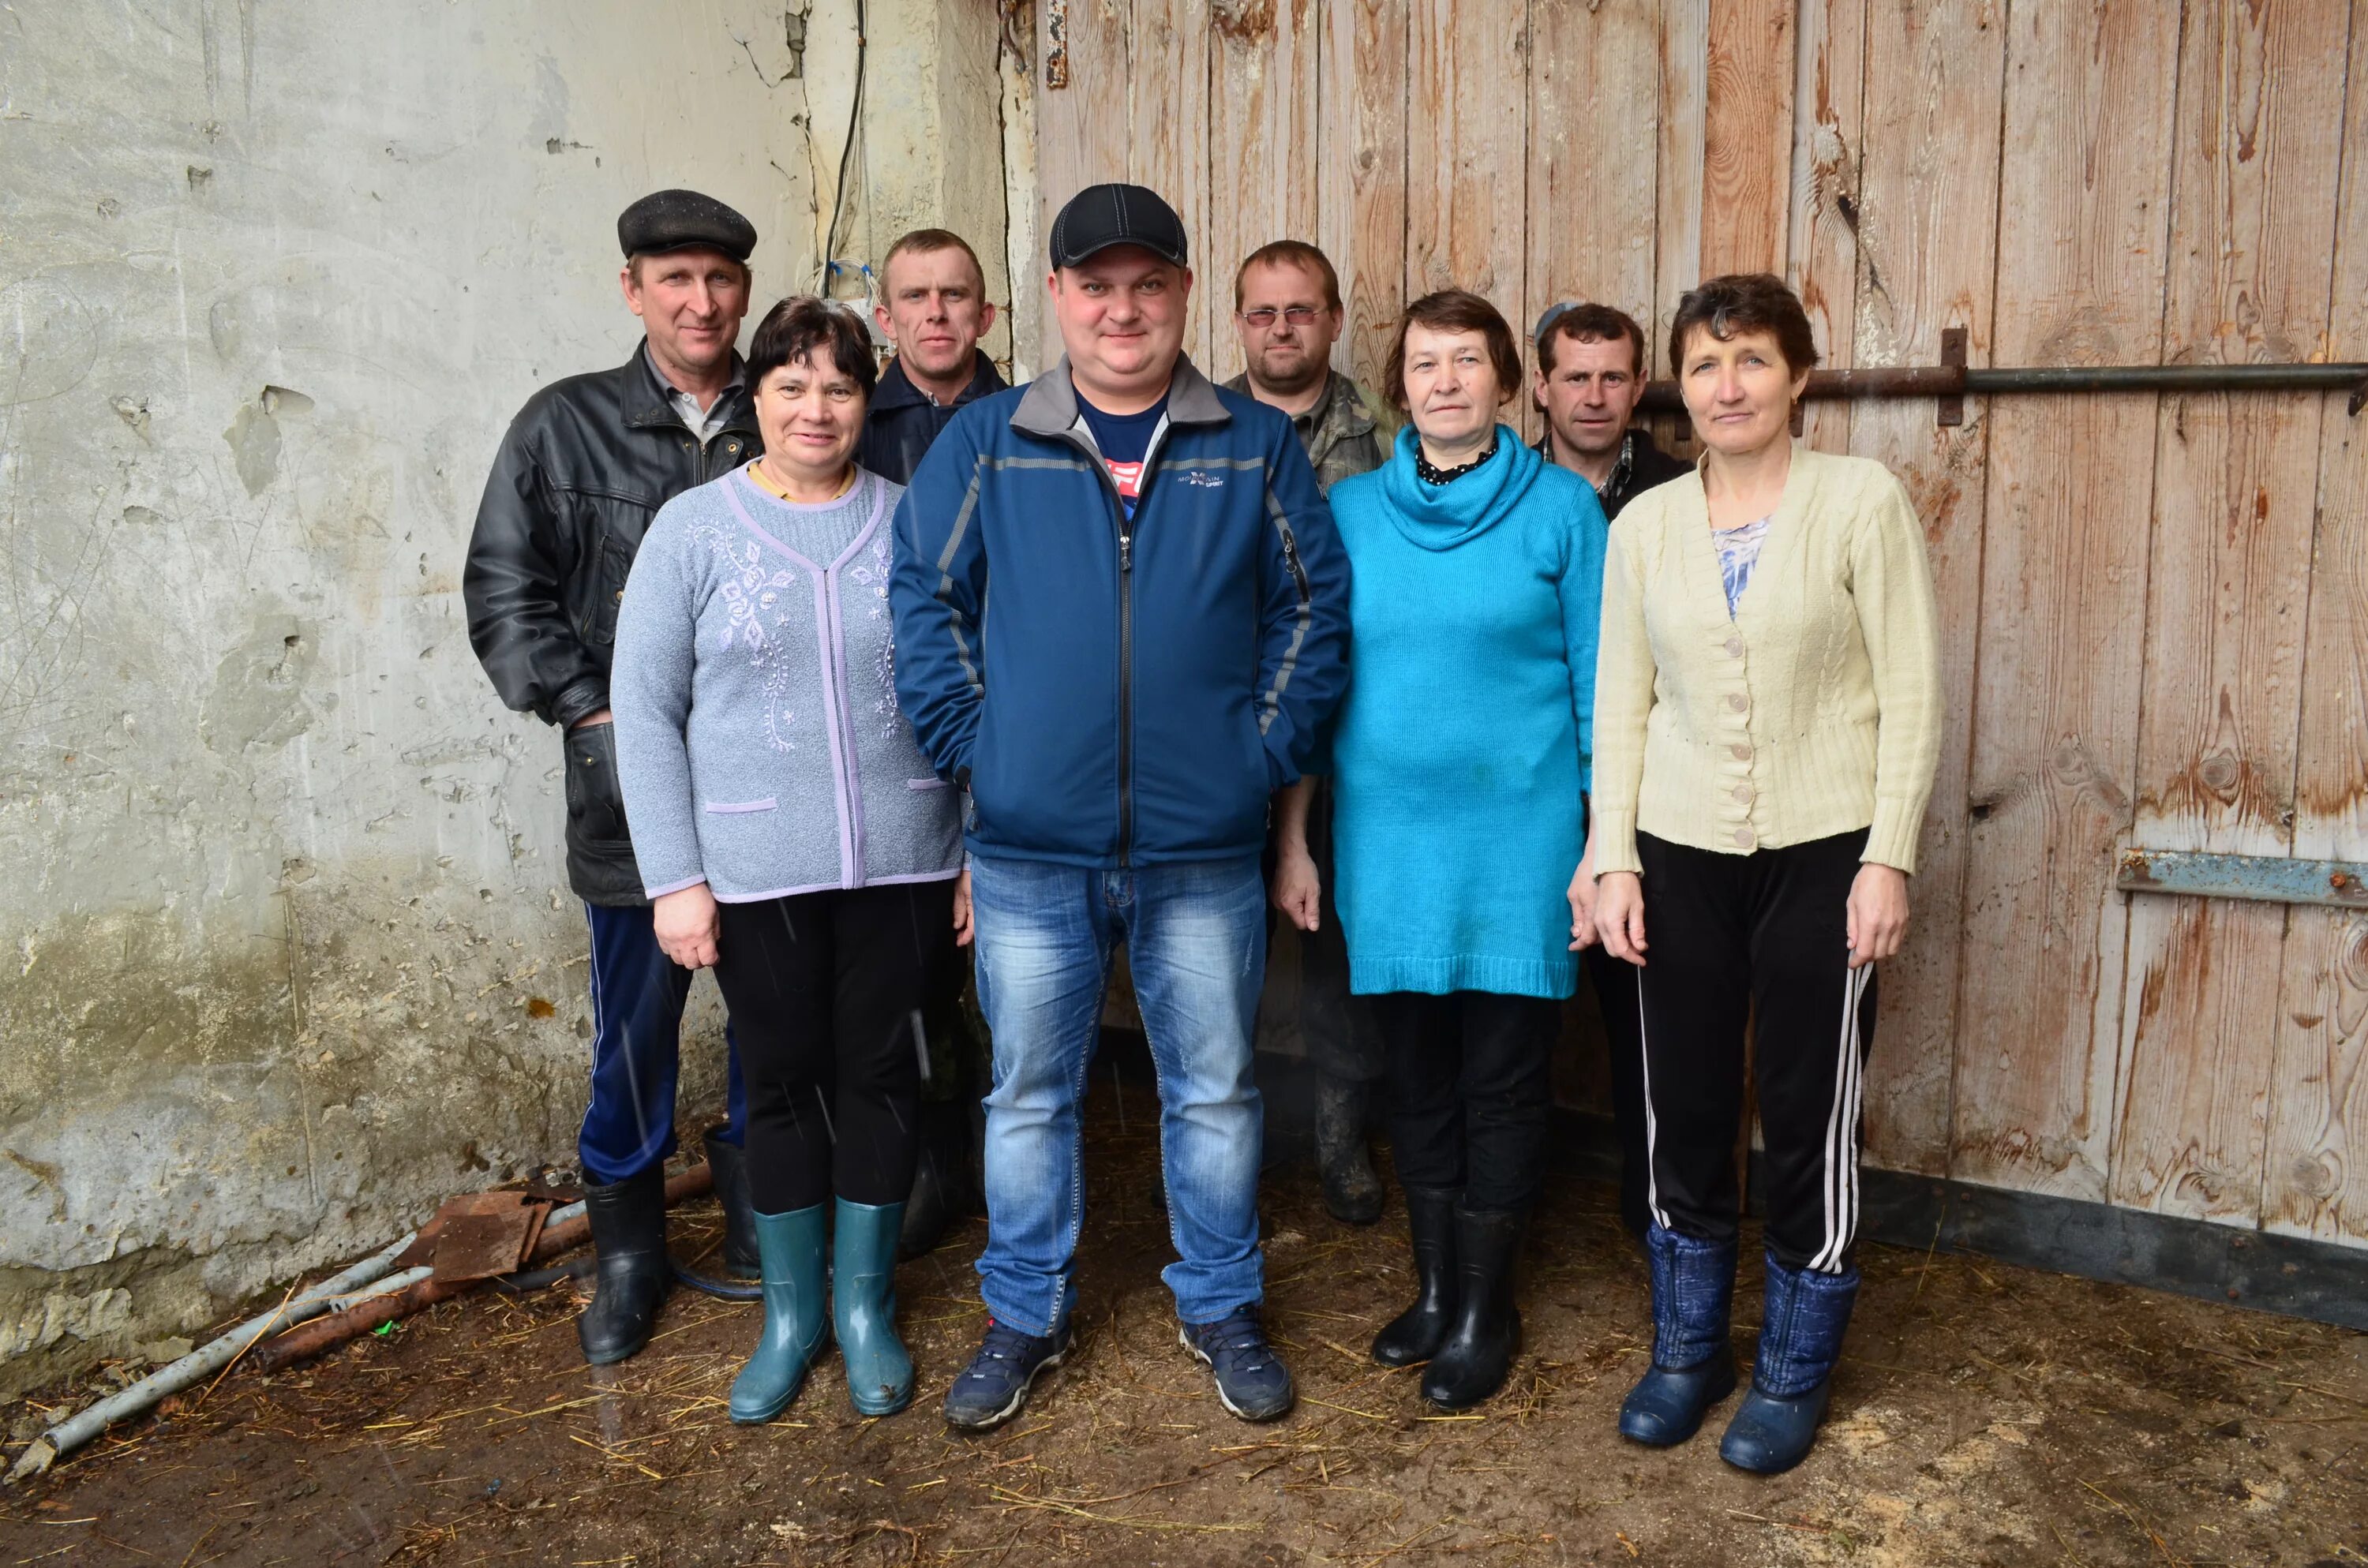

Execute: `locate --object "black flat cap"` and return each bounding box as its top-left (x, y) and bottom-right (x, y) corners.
top-left (617, 189), bottom-right (758, 263)
top-left (1049, 183), bottom-right (1188, 270)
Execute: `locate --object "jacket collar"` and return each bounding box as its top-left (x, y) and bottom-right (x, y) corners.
top-left (1012, 354), bottom-right (1228, 439)
top-left (1217, 369), bottom-right (1376, 440)
top-left (624, 340), bottom-right (756, 432)
top-left (872, 350), bottom-right (1008, 414)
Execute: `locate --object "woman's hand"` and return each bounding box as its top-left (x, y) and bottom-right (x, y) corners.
top-left (1595, 871), bottom-right (1648, 966)
top-left (953, 866), bottom-right (975, 948)
top-left (653, 883), bottom-right (721, 971)
top-left (1567, 830), bottom-right (1599, 951)
top-left (1271, 843), bottom-right (1322, 933)
top-left (1846, 863), bottom-right (1910, 969)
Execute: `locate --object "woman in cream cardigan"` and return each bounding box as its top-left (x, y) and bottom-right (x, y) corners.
top-left (1587, 274), bottom-right (1940, 1475)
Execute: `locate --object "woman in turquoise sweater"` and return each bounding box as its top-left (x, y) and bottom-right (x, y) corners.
top-left (1272, 290), bottom-right (1606, 1409)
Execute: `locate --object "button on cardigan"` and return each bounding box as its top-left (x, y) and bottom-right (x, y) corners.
top-left (1589, 444), bottom-right (1941, 878)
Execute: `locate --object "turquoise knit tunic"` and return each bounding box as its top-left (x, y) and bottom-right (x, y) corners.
top-left (1326, 425), bottom-right (1607, 999)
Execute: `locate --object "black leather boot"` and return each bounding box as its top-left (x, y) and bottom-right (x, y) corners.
top-left (1419, 1205), bottom-right (1524, 1409)
top-left (1372, 1185), bottom-right (1460, 1366)
top-left (577, 1166), bottom-right (671, 1366)
top-left (1315, 1075), bottom-right (1384, 1225)
top-left (703, 1127), bottom-right (759, 1280)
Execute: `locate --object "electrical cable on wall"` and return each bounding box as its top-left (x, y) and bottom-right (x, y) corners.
top-left (815, 0), bottom-right (868, 295)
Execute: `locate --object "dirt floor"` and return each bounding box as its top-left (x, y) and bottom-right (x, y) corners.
top-left (6, 1071), bottom-right (2366, 1567)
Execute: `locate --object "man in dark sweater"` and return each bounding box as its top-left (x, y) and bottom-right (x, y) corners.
top-left (860, 228), bottom-right (1010, 485)
top-left (1532, 301), bottom-right (1692, 522)
top-left (859, 227), bottom-right (1009, 1260)
top-left (1529, 300), bottom-right (1689, 1246)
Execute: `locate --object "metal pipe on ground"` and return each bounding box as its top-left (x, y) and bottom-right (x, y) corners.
top-left (6, 1165), bottom-right (720, 1480)
top-left (6, 1250), bottom-right (432, 1481)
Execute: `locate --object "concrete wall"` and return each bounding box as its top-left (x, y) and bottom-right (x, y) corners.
top-left (0, 0), bottom-right (1014, 1394)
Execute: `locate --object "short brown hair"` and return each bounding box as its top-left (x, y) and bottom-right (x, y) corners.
top-left (1384, 290), bottom-right (1523, 410)
top-left (747, 296), bottom-right (879, 400)
top-left (1232, 241), bottom-right (1343, 313)
top-left (1538, 302), bottom-right (1649, 378)
top-left (882, 228), bottom-right (987, 292)
top-left (1667, 273), bottom-right (1820, 378)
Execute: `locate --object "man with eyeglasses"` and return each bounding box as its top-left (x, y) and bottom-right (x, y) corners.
top-left (1225, 241), bottom-right (1392, 493)
top-left (1225, 240), bottom-right (1393, 1227)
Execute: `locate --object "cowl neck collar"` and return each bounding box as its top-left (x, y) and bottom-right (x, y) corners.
top-left (1377, 422), bottom-right (1545, 551)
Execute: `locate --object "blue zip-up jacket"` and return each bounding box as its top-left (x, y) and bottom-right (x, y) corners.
top-left (889, 355), bottom-right (1351, 867)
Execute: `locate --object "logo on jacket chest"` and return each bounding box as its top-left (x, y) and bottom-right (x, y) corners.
top-left (1175, 469), bottom-right (1226, 489)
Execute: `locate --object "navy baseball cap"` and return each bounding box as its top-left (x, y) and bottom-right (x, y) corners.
top-left (1534, 301), bottom-right (1577, 346)
top-left (1049, 183), bottom-right (1189, 271)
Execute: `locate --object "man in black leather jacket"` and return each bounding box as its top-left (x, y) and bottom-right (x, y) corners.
top-left (463, 189), bottom-right (764, 1367)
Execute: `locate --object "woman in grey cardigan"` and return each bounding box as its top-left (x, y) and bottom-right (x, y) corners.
top-left (613, 298), bottom-right (965, 1424)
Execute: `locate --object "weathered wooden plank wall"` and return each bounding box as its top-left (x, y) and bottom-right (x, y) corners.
top-left (1032, 0), bottom-right (2368, 1251)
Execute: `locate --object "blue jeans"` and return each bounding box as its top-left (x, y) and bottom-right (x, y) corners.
top-left (580, 903), bottom-right (747, 1184)
top-left (969, 854), bottom-right (1267, 1334)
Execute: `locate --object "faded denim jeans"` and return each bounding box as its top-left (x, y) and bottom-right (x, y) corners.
top-left (969, 853), bottom-right (1267, 1335)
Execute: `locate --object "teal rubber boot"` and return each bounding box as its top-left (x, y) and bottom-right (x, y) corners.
top-left (729, 1205), bottom-right (830, 1424)
top-left (834, 1198), bottom-right (914, 1416)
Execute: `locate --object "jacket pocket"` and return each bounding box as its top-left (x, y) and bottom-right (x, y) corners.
top-left (564, 722), bottom-right (632, 845)
top-left (905, 777), bottom-right (951, 791)
top-left (593, 535), bottom-right (635, 646)
top-left (703, 797), bottom-right (779, 814)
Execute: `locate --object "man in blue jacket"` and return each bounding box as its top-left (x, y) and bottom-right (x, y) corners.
top-left (890, 184), bottom-right (1351, 1431)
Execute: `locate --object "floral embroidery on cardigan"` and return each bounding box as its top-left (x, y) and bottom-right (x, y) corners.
top-left (691, 518), bottom-right (802, 751)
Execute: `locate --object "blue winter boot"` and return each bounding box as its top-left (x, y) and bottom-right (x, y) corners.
top-left (834, 1198), bottom-right (914, 1416)
top-left (1720, 1252), bottom-right (1859, 1474)
top-left (1618, 1224), bottom-right (1739, 1446)
top-left (729, 1205), bottom-right (830, 1424)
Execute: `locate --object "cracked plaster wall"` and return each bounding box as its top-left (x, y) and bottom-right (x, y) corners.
top-left (0, 0), bottom-right (1018, 1394)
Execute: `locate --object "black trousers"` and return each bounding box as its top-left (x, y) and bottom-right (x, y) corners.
top-left (1372, 990), bottom-right (1560, 1212)
top-left (1582, 941), bottom-right (1652, 1241)
top-left (711, 881), bottom-right (960, 1213)
top-left (1633, 829), bottom-right (1877, 1274)
top-left (1298, 781), bottom-right (1384, 1085)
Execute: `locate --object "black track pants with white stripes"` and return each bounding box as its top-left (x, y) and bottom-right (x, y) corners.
top-left (1631, 829), bottom-right (1877, 1275)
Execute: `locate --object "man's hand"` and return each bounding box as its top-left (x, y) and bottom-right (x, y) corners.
top-left (1595, 871), bottom-right (1647, 966)
top-left (1567, 830), bottom-right (1599, 952)
top-left (1271, 843), bottom-right (1322, 933)
top-left (571, 707), bottom-right (614, 730)
top-left (1845, 863), bottom-right (1910, 969)
top-left (654, 883), bottom-right (720, 970)
top-left (953, 866), bottom-right (975, 947)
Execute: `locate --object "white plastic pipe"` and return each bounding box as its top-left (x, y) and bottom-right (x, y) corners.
top-left (7, 1238), bottom-right (428, 1482)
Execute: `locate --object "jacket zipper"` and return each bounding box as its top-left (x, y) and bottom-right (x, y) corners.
top-left (1064, 418), bottom-right (1170, 868)
top-left (1279, 525), bottom-right (1310, 604)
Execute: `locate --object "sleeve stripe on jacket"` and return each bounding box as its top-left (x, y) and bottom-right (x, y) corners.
top-left (1257, 485), bottom-right (1313, 736)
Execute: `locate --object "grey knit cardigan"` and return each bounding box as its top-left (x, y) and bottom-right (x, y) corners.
top-left (612, 465), bottom-right (963, 901)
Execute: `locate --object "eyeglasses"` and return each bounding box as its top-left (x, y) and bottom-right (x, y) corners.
top-left (1237, 306), bottom-right (1325, 330)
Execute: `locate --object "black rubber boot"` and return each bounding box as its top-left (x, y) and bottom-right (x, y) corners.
top-left (703, 1127), bottom-right (759, 1281)
top-left (898, 1100), bottom-right (979, 1259)
top-left (1372, 1184), bottom-right (1460, 1366)
top-left (1419, 1205), bottom-right (1524, 1409)
top-left (577, 1166), bottom-right (671, 1366)
top-left (1314, 1075), bottom-right (1384, 1226)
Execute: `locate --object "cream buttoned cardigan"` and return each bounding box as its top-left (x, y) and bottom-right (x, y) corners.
top-left (1589, 444), bottom-right (1942, 878)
